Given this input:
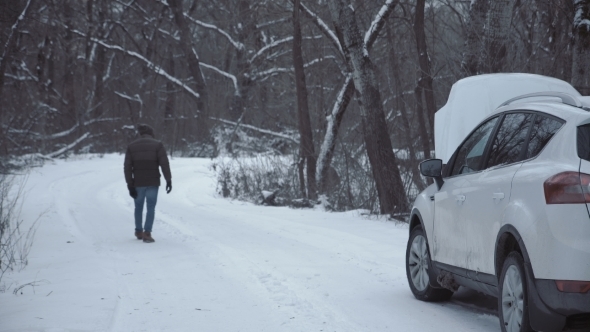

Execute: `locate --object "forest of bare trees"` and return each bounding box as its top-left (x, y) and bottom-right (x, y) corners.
top-left (0, 0), bottom-right (589, 215)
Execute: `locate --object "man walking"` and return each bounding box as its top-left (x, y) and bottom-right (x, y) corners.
top-left (124, 124), bottom-right (172, 243)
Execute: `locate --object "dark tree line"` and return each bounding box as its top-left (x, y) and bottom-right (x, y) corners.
top-left (0, 0), bottom-right (588, 215)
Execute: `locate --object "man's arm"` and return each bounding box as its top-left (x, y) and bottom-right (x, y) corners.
top-left (157, 142), bottom-right (172, 183)
top-left (124, 147), bottom-right (134, 186)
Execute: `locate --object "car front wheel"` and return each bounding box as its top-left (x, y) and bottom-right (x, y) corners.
top-left (498, 252), bottom-right (533, 332)
top-left (405, 226), bottom-right (453, 302)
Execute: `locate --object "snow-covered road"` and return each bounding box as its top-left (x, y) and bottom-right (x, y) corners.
top-left (1, 155), bottom-right (500, 331)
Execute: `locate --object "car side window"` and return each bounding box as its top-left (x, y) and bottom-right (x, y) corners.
top-left (486, 113), bottom-right (533, 169)
top-left (450, 117), bottom-right (499, 176)
top-left (526, 115), bottom-right (563, 159)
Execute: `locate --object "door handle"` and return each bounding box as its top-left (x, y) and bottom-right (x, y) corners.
top-left (455, 195), bottom-right (466, 202)
top-left (493, 192), bottom-right (505, 200)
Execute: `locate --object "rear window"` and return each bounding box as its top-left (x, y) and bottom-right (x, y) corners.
top-left (486, 113), bottom-right (533, 168)
top-left (578, 124), bottom-right (590, 161)
top-left (526, 115), bottom-right (563, 159)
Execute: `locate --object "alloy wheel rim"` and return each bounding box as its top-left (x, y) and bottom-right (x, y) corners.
top-left (501, 265), bottom-right (524, 332)
top-left (409, 234), bottom-right (429, 291)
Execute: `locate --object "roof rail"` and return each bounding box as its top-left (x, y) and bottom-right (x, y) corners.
top-left (499, 91), bottom-right (582, 108)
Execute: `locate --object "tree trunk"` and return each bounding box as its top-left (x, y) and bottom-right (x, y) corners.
top-left (480, 0), bottom-right (516, 73)
top-left (461, 0), bottom-right (489, 76)
top-left (387, 25), bottom-right (425, 192)
top-left (414, 84), bottom-right (431, 160)
top-left (0, 0), bottom-right (31, 155)
top-left (92, 0), bottom-right (108, 119)
top-left (572, 0), bottom-right (590, 95)
top-left (315, 0), bottom-right (396, 196)
top-left (293, 0), bottom-right (317, 199)
top-left (168, 0), bottom-right (210, 141)
top-left (328, 0), bottom-right (408, 214)
top-left (63, 0), bottom-right (78, 130)
top-left (230, 0), bottom-right (254, 122)
top-left (316, 76), bottom-right (354, 195)
top-left (413, 0), bottom-right (436, 142)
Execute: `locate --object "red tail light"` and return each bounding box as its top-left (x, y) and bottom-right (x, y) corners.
top-left (544, 172), bottom-right (590, 204)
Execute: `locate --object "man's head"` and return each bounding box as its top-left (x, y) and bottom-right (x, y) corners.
top-left (137, 123), bottom-right (154, 137)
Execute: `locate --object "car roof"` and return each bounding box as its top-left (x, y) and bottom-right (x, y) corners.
top-left (494, 95), bottom-right (590, 122)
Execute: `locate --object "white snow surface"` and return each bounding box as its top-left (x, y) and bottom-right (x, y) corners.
top-left (1, 155), bottom-right (500, 331)
top-left (435, 73), bottom-right (581, 164)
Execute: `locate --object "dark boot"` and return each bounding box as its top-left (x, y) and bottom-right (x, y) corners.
top-left (135, 231), bottom-right (143, 240)
top-left (143, 232), bottom-right (155, 243)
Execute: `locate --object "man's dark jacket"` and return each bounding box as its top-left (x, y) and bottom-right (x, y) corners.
top-left (124, 134), bottom-right (172, 187)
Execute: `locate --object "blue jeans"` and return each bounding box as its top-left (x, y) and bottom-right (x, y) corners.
top-left (134, 186), bottom-right (159, 232)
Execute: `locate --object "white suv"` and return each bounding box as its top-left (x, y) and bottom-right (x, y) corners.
top-left (406, 74), bottom-right (590, 332)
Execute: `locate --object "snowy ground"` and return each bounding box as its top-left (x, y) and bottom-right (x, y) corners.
top-left (1, 154), bottom-right (501, 332)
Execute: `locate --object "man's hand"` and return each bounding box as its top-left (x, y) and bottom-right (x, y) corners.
top-left (128, 185), bottom-right (137, 199)
top-left (166, 181), bottom-right (172, 194)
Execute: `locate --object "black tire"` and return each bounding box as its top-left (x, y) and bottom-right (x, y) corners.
top-left (405, 226), bottom-right (453, 302)
top-left (498, 252), bottom-right (533, 332)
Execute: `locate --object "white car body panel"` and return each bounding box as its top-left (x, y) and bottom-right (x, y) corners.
top-left (460, 162), bottom-right (522, 274)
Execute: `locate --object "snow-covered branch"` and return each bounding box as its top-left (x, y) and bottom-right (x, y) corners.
top-left (574, 0), bottom-right (590, 31)
top-left (252, 56), bottom-right (335, 81)
top-left (298, 2), bottom-right (343, 55)
top-left (256, 17), bottom-right (290, 29)
top-left (316, 75), bottom-right (353, 183)
top-left (199, 63), bottom-right (239, 96)
top-left (115, 91), bottom-right (143, 104)
top-left (250, 35), bottom-right (323, 64)
top-left (211, 117), bottom-right (299, 143)
top-left (0, 0), bottom-right (32, 63)
top-left (71, 30), bottom-right (201, 101)
top-left (45, 133), bottom-right (90, 158)
top-left (365, 0), bottom-right (397, 49)
top-left (8, 117), bottom-right (120, 140)
top-left (184, 15), bottom-right (245, 50)
top-left (250, 36), bottom-right (293, 63)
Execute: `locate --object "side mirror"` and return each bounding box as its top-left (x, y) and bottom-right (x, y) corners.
top-left (419, 159), bottom-right (444, 190)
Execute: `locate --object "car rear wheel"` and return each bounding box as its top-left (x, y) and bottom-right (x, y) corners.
top-left (405, 226), bottom-right (453, 301)
top-left (498, 252), bottom-right (533, 332)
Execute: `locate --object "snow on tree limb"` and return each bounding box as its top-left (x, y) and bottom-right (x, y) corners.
top-left (298, 2), bottom-right (343, 55)
top-left (184, 15), bottom-right (245, 50)
top-left (71, 30), bottom-right (201, 100)
top-left (0, 0), bottom-right (33, 63)
top-left (8, 118), bottom-right (120, 140)
top-left (574, 0), bottom-right (590, 31)
top-left (250, 36), bottom-right (294, 63)
top-left (211, 117), bottom-right (299, 143)
top-left (316, 75), bottom-right (352, 183)
top-left (252, 57), bottom-right (335, 80)
top-left (256, 17), bottom-right (290, 29)
top-left (45, 133), bottom-right (90, 158)
top-left (364, 0), bottom-right (397, 49)
top-left (199, 63), bottom-right (239, 96)
top-left (250, 35), bottom-right (323, 64)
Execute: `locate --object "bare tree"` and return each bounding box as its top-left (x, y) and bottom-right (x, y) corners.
top-left (328, 0), bottom-right (408, 214)
top-left (413, 0), bottom-right (435, 157)
top-left (572, 0), bottom-right (590, 95)
top-left (293, 0), bottom-right (317, 199)
top-left (168, 0), bottom-right (210, 141)
top-left (461, 0), bottom-right (489, 76)
top-left (480, 0), bottom-right (516, 73)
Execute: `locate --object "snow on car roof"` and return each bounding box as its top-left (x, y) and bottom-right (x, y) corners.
top-left (435, 73), bottom-right (581, 164)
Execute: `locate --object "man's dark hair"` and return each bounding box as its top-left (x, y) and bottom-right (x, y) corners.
top-left (137, 124), bottom-right (154, 137)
